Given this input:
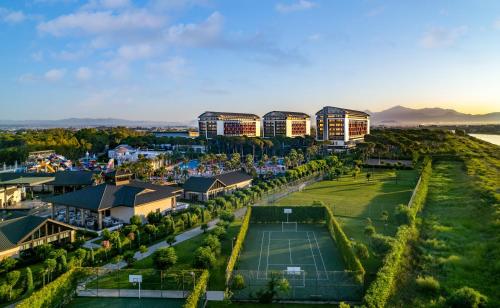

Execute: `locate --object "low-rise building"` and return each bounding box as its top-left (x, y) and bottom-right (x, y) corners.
top-left (315, 106), bottom-right (370, 149)
top-left (198, 112), bottom-right (261, 138)
top-left (108, 144), bottom-right (168, 168)
top-left (263, 111), bottom-right (311, 138)
top-left (45, 172), bottom-right (183, 229)
top-left (0, 215), bottom-right (76, 260)
top-left (183, 171), bottom-right (253, 201)
top-left (153, 130), bottom-right (200, 138)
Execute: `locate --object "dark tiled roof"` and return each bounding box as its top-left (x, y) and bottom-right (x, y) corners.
top-left (183, 171), bottom-right (253, 193)
top-left (0, 171), bottom-right (96, 186)
top-left (0, 215), bottom-right (47, 251)
top-left (263, 111), bottom-right (310, 119)
top-left (183, 177), bottom-right (219, 193)
top-left (44, 180), bottom-right (181, 211)
top-left (215, 171), bottom-right (253, 186)
top-left (199, 111), bottom-right (260, 120)
top-left (315, 106), bottom-right (370, 117)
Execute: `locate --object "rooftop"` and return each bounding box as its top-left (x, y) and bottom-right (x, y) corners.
top-left (263, 111), bottom-right (310, 119)
top-left (199, 111), bottom-right (260, 120)
top-left (315, 106), bottom-right (370, 118)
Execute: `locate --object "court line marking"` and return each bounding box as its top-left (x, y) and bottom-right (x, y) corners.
top-left (305, 231), bottom-right (320, 280)
top-left (257, 230), bottom-right (266, 279)
top-left (288, 239), bottom-right (293, 264)
top-left (312, 231), bottom-right (329, 280)
top-left (265, 231), bottom-right (271, 279)
top-left (267, 263), bottom-right (316, 266)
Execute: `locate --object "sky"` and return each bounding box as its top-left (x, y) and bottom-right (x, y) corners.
top-left (0, 0), bottom-right (499, 122)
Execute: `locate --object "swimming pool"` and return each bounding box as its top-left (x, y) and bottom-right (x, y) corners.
top-left (180, 159), bottom-right (199, 169)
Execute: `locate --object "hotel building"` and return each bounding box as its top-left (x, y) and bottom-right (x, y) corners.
top-left (262, 111), bottom-right (311, 138)
top-left (315, 106), bottom-right (370, 149)
top-left (198, 112), bottom-right (261, 138)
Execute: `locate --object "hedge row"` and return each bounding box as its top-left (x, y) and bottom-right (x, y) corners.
top-left (184, 270), bottom-right (209, 308)
top-left (250, 205), bottom-right (326, 223)
top-left (325, 206), bottom-right (365, 283)
top-left (225, 207), bottom-right (252, 285)
top-left (363, 159), bottom-right (432, 308)
top-left (17, 268), bottom-right (89, 308)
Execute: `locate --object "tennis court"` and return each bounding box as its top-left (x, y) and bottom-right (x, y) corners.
top-left (233, 223), bottom-right (362, 301)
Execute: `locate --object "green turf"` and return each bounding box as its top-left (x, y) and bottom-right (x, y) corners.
top-left (390, 161), bottom-right (500, 307)
top-left (274, 169), bottom-right (418, 274)
top-left (66, 297), bottom-right (185, 308)
top-left (207, 302), bottom-right (338, 308)
top-left (275, 169), bottom-right (418, 220)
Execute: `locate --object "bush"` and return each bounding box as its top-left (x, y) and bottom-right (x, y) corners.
top-left (153, 247), bottom-right (177, 270)
top-left (226, 207), bottom-right (251, 285)
top-left (415, 276), bottom-right (440, 294)
top-left (447, 287), bottom-right (488, 308)
top-left (193, 247), bottom-right (216, 269)
top-left (211, 226), bottom-right (227, 240)
top-left (219, 210), bottom-right (235, 222)
top-left (130, 215), bottom-right (142, 226)
top-left (371, 234), bottom-right (394, 254)
top-left (202, 234), bottom-right (221, 255)
top-left (354, 242), bottom-right (369, 259)
top-left (183, 270), bottom-right (209, 308)
top-left (232, 274), bottom-right (245, 290)
top-left (393, 204), bottom-right (414, 226)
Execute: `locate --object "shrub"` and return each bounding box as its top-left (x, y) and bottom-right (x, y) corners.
top-left (394, 204), bottom-right (414, 226)
top-left (193, 247), bottom-right (216, 269)
top-left (415, 276), bottom-right (440, 294)
top-left (371, 234), bottom-right (394, 254)
top-left (25, 267), bottom-right (34, 294)
top-left (202, 234), bottom-right (221, 255)
top-left (354, 242), bottom-right (369, 259)
top-left (219, 210), bottom-right (235, 222)
top-left (153, 247), bottom-right (177, 270)
top-left (211, 226), bottom-right (227, 239)
top-left (200, 223), bottom-right (209, 233)
top-left (447, 287), bottom-right (488, 308)
top-left (183, 270), bottom-right (209, 308)
top-left (226, 207), bottom-right (251, 285)
top-left (130, 215), bottom-right (142, 226)
top-left (232, 274), bottom-right (245, 290)
top-left (364, 225), bottom-right (376, 237)
top-left (139, 245), bottom-right (148, 254)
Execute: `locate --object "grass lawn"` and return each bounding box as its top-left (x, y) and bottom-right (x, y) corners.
top-left (89, 219), bottom-right (243, 291)
top-left (274, 169), bottom-right (418, 274)
top-left (207, 302), bottom-right (338, 308)
top-left (390, 161), bottom-right (500, 307)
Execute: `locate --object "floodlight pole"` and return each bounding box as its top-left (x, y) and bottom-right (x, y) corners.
top-left (138, 280), bottom-right (141, 299)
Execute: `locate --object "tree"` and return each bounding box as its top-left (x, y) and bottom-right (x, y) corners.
top-left (166, 235), bottom-right (176, 246)
top-left (59, 254), bottom-right (68, 272)
top-left (354, 242), bottom-right (369, 259)
top-left (130, 215), bottom-right (142, 226)
top-left (232, 274), bottom-right (246, 290)
top-left (193, 247), bottom-right (216, 269)
top-left (366, 172), bottom-right (371, 182)
top-left (44, 259), bottom-right (57, 283)
top-left (256, 274), bottom-right (290, 303)
top-left (394, 204), bottom-right (414, 226)
top-left (0, 257), bottom-right (17, 274)
top-left (153, 247), bottom-right (177, 270)
top-left (202, 234), bottom-right (221, 255)
top-left (35, 244), bottom-right (53, 261)
top-left (75, 248), bottom-right (87, 266)
top-left (447, 286), bottom-right (488, 308)
top-left (219, 210), bottom-right (235, 222)
top-left (211, 226), bottom-right (227, 239)
top-left (6, 270), bottom-right (20, 300)
top-left (139, 245), bottom-right (148, 254)
top-left (201, 223), bottom-right (209, 233)
top-left (25, 267), bottom-right (34, 295)
top-left (123, 251), bottom-right (136, 266)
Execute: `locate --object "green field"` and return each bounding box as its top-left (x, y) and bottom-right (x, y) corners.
top-left (274, 169), bottom-right (418, 273)
top-left (276, 169), bottom-right (418, 219)
top-left (66, 297), bottom-right (185, 308)
top-left (88, 219), bottom-right (242, 291)
top-left (390, 161), bottom-right (500, 306)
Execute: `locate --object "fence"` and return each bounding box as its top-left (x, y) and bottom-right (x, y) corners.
top-left (229, 269), bottom-right (364, 302)
top-left (256, 173), bottom-right (324, 205)
top-left (76, 268), bottom-right (205, 298)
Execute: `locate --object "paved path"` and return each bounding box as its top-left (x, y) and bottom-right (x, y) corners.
top-left (77, 288), bottom-right (186, 298)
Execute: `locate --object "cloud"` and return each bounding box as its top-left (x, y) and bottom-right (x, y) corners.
top-left (81, 0), bottom-right (132, 10)
top-left (276, 0), bottom-right (316, 13)
top-left (44, 68), bottom-right (66, 81)
top-left (31, 51), bottom-right (44, 62)
top-left (37, 10), bottom-right (166, 37)
top-left (18, 68), bottom-right (66, 83)
top-left (307, 33), bottom-right (322, 42)
top-left (0, 7), bottom-right (27, 23)
top-left (147, 56), bottom-right (188, 78)
top-left (75, 67), bottom-right (92, 81)
top-left (419, 26), bottom-right (468, 48)
top-left (165, 12), bottom-right (223, 47)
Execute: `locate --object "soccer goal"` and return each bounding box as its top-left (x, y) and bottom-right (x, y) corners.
top-left (282, 221), bottom-right (298, 232)
top-left (283, 267), bottom-right (305, 288)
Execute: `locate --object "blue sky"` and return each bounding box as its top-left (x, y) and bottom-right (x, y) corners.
top-left (0, 0), bottom-right (499, 121)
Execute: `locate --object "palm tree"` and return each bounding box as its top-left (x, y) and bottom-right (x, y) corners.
top-left (182, 168), bottom-right (189, 181)
top-left (212, 164), bottom-right (220, 175)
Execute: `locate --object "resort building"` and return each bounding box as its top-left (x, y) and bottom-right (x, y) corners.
top-left (0, 174), bottom-right (55, 208)
top-left (315, 106), bottom-right (370, 149)
top-left (198, 112), bottom-right (261, 139)
top-left (108, 144), bottom-right (168, 168)
top-left (153, 130), bottom-right (200, 139)
top-left (183, 171), bottom-right (253, 202)
top-left (0, 215), bottom-right (76, 260)
top-left (45, 172), bottom-right (183, 229)
top-left (262, 111), bottom-right (311, 138)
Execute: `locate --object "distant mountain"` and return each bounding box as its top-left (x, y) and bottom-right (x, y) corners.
top-left (0, 118), bottom-right (196, 129)
top-left (369, 106), bottom-right (500, 126)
